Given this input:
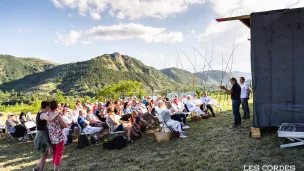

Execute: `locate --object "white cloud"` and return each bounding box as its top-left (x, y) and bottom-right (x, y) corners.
top-left (208, 0), bottom-right (303, 17)
top-left (56, 30), bottom-right (81, 46)
top-left (56, 23), bottom-right (183, 45)
top-left (202, 0), bottom-right (304, 39)
top-left (90, 11), bottom-right (101, 20)
top-left (68, 13), bottom-right (73, 17)
top-left (194, 0), bottom-right (304, 73)
top-left (51, 0), bottom-right (205, 20)
top-left (51, 0), bottom-right (64, 8)
top-left (80, 41), bottom-right (93, 45)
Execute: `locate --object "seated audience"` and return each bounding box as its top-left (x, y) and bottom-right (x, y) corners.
top-left (186, 96), bottom-right (204, 116)
top-left (145, 97), bottom-right (151, 107)
top-left (165, 101), bottom-right (190, 129)
top-left (0, 113), bottom-right (6, 137)
top-left (86, 107), bottom-right (108, 129)
top-left (62, 108), bottom-right (78, 139)
top-left (5, 113), bottom-right (27, 139)
top-left (181, 94), bottom-right (187, 104)
top-left (200, 91), bottom-right (216, 117)
top-left (142, 96), bottom-right (147, 105)
top-left (19, 112), bottom-right (34, 126)
top-left (157, 101), bottom-right (186, 138)
top-left (95, 102), bottom-right (107, 122)
top-left (114, 101), bottom-right (122, 115)
top-left (106, 107), bottom-right (134, 142)
top-left (173, 96), bottom-right (179, 106)
top-left (72, 105), bottom-right (79, 123)
top-left (155, 96), bottom-right (162, 106)
top-left (130, 100), bottom-right (141, 113)
top-left (77, 110), bottom-right (106, 140)
top-left (76, 101), bottom-right (83, 110)
top-left (140, 105), bottom-right (158, 127)
top-left (123, 102), bottom-right (132, 115)
top-left (192, 93), bottom-right (207, 113)
top-left (131, 110), bottom-right (152, 129)
top-left (57, 103), bottom-right (63, 113)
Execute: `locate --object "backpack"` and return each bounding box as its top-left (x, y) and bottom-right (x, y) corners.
top-left (103, 136), bottom-right (127, 150)
top-left (77, 134), bottom-right (89, 149)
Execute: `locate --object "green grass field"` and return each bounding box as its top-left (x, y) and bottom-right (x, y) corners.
top-left (1, 103), bottom-right (304, 171)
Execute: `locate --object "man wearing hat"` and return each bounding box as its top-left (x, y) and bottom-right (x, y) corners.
top-left (5, 113), bottom-right (27, 140)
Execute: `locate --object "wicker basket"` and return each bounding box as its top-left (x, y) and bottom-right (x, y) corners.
top-left (154, 132), bottom-right (171, 143)
top-left (191, 116), bottom-right (201, 121)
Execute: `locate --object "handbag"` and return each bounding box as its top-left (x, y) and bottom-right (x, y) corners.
top-left (103, 136), bottom-right (127, 150)
top-left (77, 134), bottom-right (89, 149)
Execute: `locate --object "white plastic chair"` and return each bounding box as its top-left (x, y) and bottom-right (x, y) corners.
top-left (24, 121), bottom-right (37, 139)
top-left (156, 109), bottom-right (170, 132)
top-left (210, 99), bottom-right (222, 112)
top-left (0, 126), bottom-right (5, 138)
top-left (105, 116), bottom-right (125, 135)
top-left (0, 126), bottom-right (14, 141)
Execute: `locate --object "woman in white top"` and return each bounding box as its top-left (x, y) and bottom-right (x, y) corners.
top-left (157, 100), bottom-right (186, 138)
top-left (165, 101), bottom-right (190, 129)
top-left (185, 96), bottom-right (204, 116)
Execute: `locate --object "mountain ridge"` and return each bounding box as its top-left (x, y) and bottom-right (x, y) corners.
top-left (0, 55), bottom-right (58, 84)
top-left (0, 53), bottom-right (176, 96)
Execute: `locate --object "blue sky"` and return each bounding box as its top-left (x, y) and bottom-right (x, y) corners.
top-left (1, 0), bottom-right (303, 73)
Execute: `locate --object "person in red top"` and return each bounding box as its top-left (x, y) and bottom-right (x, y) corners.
top-left (173, 96), bottom-right (179, 106)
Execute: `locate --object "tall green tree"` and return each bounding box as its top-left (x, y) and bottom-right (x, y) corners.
top-left (97, 81), bottom-right (145, 100)
top-left (55, 90), bottom-right (65, 103)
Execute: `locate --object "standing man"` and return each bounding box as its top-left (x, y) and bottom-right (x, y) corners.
top-left (240, 77), bottom-right (250, 120)
top-left (220, 78), bottom-right (241, 128)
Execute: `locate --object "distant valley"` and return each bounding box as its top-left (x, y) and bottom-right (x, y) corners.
top-left (0, 53), bottom-right (251, 96)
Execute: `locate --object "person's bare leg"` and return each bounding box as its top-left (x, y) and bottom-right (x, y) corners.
top-left (97, 128), bottom-right (104, 138)
top-left (54, 164), bottom-right (60, 171)
top-left (37, 149), bottom-right (50, 171)
top-left (127, 126), bottom-right (133, 141)
top-left (181, 122), bottom-right (185, 127)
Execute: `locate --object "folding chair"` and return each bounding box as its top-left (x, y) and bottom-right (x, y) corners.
top-left (0, 126), bottom-right (6, 138)
top-left (3, 125), bottom-right (18, 142)
top-left (155, 112), bottom-right (170, 133)
top-left (184, 104), bottom-right (196, 118)
top-left (210, 99), bottom-right (222, 112)
top-left (8, 133), bottom-right (17, 142)
top-left (105, 118), bottom-right (125, 140)
top-left (77, 123), bottom-right (94, 145)
top-left (0, 126), bottom-right (17, 142)
top-left (24, 121), bottom-right (37, 139)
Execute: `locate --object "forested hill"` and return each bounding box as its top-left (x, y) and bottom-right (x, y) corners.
top-left (161, 67), bottom-right (251, 87)
top-left (0, 55), bottom-right (58, 84)
top-left (160, 67), bottom-right (218, 86)
top-left (0, 53), bottom-right (175, 96)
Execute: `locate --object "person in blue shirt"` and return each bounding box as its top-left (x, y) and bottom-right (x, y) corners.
top-left (123, 102), bottom-right (132, 115)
